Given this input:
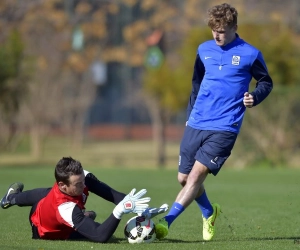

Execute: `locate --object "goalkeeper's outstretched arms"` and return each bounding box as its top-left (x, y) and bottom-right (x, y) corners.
top-left (74, 188), bottom-right (150, 243)
top-left (83, 171), bottom-right (169, 220)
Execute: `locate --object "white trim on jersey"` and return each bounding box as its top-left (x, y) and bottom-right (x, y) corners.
top-left (83, 170), bottom-right (90, 176)
top-left (58, 202), bottom-right (77, 227)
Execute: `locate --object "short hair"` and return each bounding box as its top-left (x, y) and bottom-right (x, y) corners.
top-left (207, 3), bottom-right (238, 30)
top-left (54, 157), bottom-right (83, 185)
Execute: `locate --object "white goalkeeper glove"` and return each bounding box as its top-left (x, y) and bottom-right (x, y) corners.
top-left (140, 203), bottom-right (169, 219)
top-left (113, 188), bottom-right (150, 219)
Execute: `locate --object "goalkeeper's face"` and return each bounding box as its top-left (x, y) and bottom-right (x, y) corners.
top-left (59, 173), bottom-right (86, 196)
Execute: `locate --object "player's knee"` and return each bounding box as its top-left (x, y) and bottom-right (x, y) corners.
top-left (187, 163), bottom-right (209, 185)
top-left (177, 173), bottom-right (188, 186)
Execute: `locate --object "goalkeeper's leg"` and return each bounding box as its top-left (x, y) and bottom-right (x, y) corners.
top-left (1, 183), bottom-right (51, 209)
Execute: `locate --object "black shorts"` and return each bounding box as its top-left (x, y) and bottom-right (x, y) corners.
top-left (29, 203), bottom-right (41, 239)
top-left (26, 188), bottom-right (52, 239)
top-left (179, 126), bottom-right (237, 176)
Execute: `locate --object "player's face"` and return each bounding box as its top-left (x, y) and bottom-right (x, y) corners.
top-left (63, 173), bottom-right (86, 196)
top-left (212, 25), bottom-right (237, 46)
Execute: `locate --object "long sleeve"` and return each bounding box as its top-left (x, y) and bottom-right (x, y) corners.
top-left (250, 52), bottom-right (273, 106)
top-left (186, 54), bottom-right (205, 120)
top-left (85, 173), bottom-right (125, 205)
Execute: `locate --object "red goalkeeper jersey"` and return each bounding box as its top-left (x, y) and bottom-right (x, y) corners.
top-left (31, 182), bottom-right (89, 240)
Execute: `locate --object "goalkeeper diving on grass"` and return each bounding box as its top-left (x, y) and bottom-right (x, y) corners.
top-left (0, 157), bottom-right (168, 243)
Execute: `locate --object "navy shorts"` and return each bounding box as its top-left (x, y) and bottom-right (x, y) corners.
top-left (179, 126), bottom-right (237, 176)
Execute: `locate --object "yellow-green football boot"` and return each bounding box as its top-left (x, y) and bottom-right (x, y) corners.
top-left (155, 218), bottom-right (169, 240)
top-left (202, 203), bottom-right (221, 241)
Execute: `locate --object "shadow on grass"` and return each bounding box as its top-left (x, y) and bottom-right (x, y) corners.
top-left (4, 236), bottom-right (299, 249)
top-left (156, 236), bottom-right (300, 244)
top-left (66, 236), bottom-right (125, 244)
top-left (43, 235), bottom-right (300, 244)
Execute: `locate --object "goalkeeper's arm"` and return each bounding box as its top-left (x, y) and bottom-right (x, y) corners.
top-left (73, 188), bottom-right (150, 243)
top-left (84, 172), bottom-right (125, 204)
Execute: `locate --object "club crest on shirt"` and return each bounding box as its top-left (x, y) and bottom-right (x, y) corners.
top-left (232, 55), bottom-right (240, 65)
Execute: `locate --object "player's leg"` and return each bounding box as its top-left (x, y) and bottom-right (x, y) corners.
top-left (188, 161), bottom-right (220, 241)
top-left (178, 166), bottom-right (214, 219)
top-left (156, 126), bottom-right (204, 239)
top-left (194, 183), bottom-right (213, 218)
top-left (193, 130), bottom-right (237, 240)
top-left (175, 161), bottom-right (210, 207)
top-left (156, 161), bottom-right (210, 239)
top-left (0, 182), bottom-right (24, 209)
top-left (156, 129), bottom-right (237, 240)
top-left (178, 172), bottom-right (212, 217)
top-left (165, 157), bottom-right (217, 241)
top-left (15, 188), bottom-right (51, 207)
top-left (1, 183), bottom-right (51, 209)
top-left (29, 202), bottom-right (41, 239)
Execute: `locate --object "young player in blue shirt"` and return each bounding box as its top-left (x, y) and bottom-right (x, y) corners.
top-left (156, 3), bottom-right (273, 241)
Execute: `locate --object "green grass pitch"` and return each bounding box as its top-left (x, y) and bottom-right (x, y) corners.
top-left (0, 166), bottom-right (299, 250)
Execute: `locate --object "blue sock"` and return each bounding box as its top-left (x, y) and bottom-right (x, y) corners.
top-left (164, 202), bottom-right (185, 227)
top-left (195, 190), bottom-right (213, 219)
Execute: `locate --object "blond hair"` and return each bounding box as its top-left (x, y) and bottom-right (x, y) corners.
top-left (207, 3), bottom-right (238, 30)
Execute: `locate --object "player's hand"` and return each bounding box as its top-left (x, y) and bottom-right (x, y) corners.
top-left (243, 92), bottom-right (254, 108)
top-left (140, 203), bottom-right (169, 219)
top-left (84, 210), bottom-right (97, 220)
top-left (113, 188), bottom-right (150, 219)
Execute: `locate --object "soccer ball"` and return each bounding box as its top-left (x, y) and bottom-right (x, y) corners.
top-left (124, 216), bottom-right (156, 244)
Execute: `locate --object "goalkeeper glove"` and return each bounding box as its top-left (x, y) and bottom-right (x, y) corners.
top-left (113, 188), bottom-right (150, 219)
top-left (140, 203), bottom-right (169, 219)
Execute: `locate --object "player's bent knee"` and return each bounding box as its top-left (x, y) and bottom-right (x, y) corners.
top-left (178, 172), bottom-right (188, 186)
top-left (193, 161), bottom-right (210, 175)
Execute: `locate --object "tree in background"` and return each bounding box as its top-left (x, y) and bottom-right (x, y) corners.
top-left (0, 30), bottom-right (30, 150)
top-left (0, 0), bottom-right (300, 167)
top-left (233, 22), bottom-right (300, 167)
top-left (143, 27), bottom-right (212, 166)
top-left (0, 0), bottom-right (104, 158)
top-left (237, 23), bottom-right (300, 87)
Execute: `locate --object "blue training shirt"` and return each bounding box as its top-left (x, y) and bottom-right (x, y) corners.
top-left (187, 34), bottom-right (273, 134)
